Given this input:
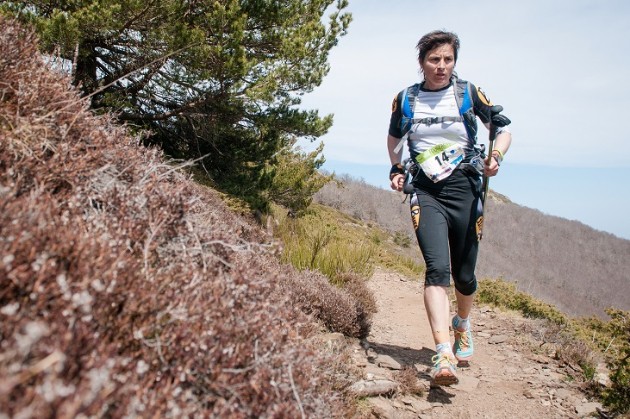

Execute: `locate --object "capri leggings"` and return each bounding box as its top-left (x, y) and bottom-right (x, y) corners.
top-left (409, 169), bottom-right (481, 295)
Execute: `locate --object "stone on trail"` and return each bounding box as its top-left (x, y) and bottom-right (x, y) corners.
top-left (575, 402), bottom-right (603, 417)
top-left (350, 379), bottom-right (398, 397)
top-left (488, 334), bottom-right (509, 344)
top-left (376, 354), bottom-right (402, 370)
top-left (452, 375), bottom-right (480, 393)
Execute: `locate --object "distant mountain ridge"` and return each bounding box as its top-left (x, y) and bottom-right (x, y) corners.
top-left (314, 175), bottom-right (630, 318)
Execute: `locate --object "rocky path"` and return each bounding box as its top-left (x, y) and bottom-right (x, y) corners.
top-left (345, 267), bottom-right (605, 418)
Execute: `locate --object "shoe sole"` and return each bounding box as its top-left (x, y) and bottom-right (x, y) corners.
top-left (431, 371), bottom-right (459, 387)
top-left (454, 349), bottom-right (473, 363)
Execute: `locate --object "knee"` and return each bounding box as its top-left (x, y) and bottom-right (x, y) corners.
top-left (454, 275), bottom-right (477, 296)
top-left (424, 262), bottom-right (451, 287)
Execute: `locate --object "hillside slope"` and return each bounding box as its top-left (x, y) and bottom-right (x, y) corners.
top-left (0, 18), bottom-right (366, 417)
top-left (315, 176), bottom-right (630, 318)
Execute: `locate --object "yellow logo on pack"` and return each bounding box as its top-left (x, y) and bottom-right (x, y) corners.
top-left (416, 142), bottom-right (465, 183)
top-left (476, 215), bottom-right (484, 241)
top-left (476, 87), bottom-right (493, 106)
top-left (411, 204), bottom-right (420, 231)
top-left (410, 194), bottom-right (421, 231)
top-left (391, 96), bottom-right (398, 113)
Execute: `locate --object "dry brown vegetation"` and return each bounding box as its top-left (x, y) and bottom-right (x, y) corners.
top-left (315, 174), bottom-right (630, 319)
top-left (0, 18), bottom-right (373, 417)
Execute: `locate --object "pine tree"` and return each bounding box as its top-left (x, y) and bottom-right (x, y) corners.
top-left (3, 0), bottom-right (351, 210)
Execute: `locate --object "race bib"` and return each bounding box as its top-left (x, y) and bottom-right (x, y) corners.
top-left (416, 142), bottom-right (465, 182)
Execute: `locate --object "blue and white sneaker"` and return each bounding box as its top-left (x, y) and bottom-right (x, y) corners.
top-left (452, 315), bottom-right (474, 364)
top-left (430, 352), bottom-right (459, 386)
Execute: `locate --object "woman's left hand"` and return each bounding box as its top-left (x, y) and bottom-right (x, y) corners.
top-left (484, 155), bottom-right (500, 177)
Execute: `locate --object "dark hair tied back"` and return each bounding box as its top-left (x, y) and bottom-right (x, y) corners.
top-left (416, 30), bottom-right (460, 63)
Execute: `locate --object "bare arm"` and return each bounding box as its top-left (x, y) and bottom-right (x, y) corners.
top-left (387, 134), bottom-right (405, 191)
top-left (387, 134), bottom-right (404, 165)
top-left (483, 125), bottom-right (512, 177)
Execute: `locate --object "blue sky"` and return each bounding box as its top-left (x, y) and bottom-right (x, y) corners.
top-left (300, 0), bottom-right (630, 240)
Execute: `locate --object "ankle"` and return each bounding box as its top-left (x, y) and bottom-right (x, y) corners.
top-left (436, 342), bottom-right (453, 355)
top-left (453, 314), bottom-right (470, 331)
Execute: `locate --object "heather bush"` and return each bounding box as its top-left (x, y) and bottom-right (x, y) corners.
top-left (393, 366), bottom-right (425, 396)
top-left (274, 269), bottom-right (375, 340)
top-left (336, 272), bottom-right (378, 321)
top-left (0, 18), bottom-right (358, 417)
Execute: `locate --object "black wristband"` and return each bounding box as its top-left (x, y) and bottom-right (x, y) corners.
top-left (389, 163), bottom-right (404, 180)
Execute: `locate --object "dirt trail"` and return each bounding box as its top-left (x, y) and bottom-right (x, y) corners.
top-left (349, 267), bottom-right (604, 418)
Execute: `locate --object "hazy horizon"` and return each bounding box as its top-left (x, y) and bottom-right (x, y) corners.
top-left (300, 0), bottom-right (630, 241)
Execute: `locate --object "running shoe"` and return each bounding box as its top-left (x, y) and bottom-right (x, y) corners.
top-left (452, 316), bottom-right (474, 363)
top-left (430, 352), bottom-right (459, 386)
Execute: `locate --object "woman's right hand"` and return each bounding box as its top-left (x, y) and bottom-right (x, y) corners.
top-left (390, 173), bottom-right (404, 191)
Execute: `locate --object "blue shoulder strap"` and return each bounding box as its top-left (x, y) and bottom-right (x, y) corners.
top-left (400, 83), bottom-right (420, 136)
top-left (394, 84), bottom-right (421, 154)
top-left (454, 78), bottom-right (477, 145)
top-left (456, 80), bottom-right (472, 115)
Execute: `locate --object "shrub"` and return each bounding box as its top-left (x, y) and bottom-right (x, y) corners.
top-left (600, 309), bottom-right (630, 414)
top-left (477, 279), bottom-right (567, 325)
top-left (274, 269), bottom-right (375, 339)
top-left (393, 366), bottom-right (425, 396)
top-left (275, 205), bottom-right (376, 282)
top-left (337, 272), bottom-right (378, 321)
top-left (393, 230), bottom-right (412, 248)
top-left (268, 141), bottom-right (333, 215)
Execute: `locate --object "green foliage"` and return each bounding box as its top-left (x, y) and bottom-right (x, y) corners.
top-left (571, 310), bottom-right (630, 414)
top-left (268, 140), bottom-right (332, 214)
top-left (378, 253), bottom-right (424, 279)
top-left (370, 231), bottom-right (383, 245)
top-left (393, 230), bottom-right (412, 248)
top-left (275, 205), bottom-right (376, 282)
top-left (600, 308), bottom-right (630, 414)
top-left (477, 279), bottom-right (568, 325)
top-left (273, 202), bottom-right (425, 285)
top-left (4, 0), bottom-right (351, 211)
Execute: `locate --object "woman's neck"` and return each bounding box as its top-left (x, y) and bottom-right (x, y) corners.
top-left (421, 80), bottom-right (452, 91)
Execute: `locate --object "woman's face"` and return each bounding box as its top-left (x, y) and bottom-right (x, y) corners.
top-left (420, 43), bottom-right (455, 90)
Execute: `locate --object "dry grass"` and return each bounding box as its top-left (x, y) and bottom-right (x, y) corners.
top-left (0, 17), bottom-right (363, 417)
top-left (393, 366), bottom-right (425, 396)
